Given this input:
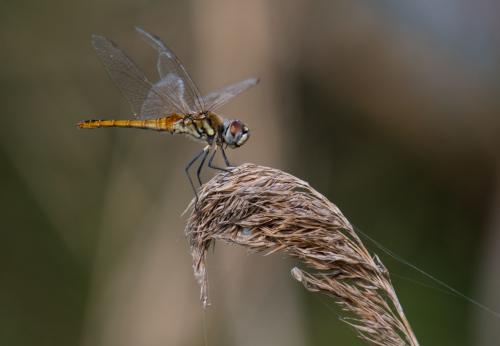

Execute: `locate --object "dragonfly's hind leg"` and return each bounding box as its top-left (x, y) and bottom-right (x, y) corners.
top-left (208, 146), bottom-right (231, 172)
top-left (185, 145), bottom-right (210, 200)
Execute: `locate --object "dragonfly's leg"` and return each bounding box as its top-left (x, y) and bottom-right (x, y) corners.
top-left (196, 148), bottom-right (210, 186)
top-left (185, 146), bottom-right (209, 199)
top-left (208, 146), bottom-right (231, 172)
top-left (221, 145), bottom-right (232, 167)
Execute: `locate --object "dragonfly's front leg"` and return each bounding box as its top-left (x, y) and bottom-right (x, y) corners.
top-left (220, 145), bottom-right (232, 167)
top-left (208, 146), bottom-right (231, 172)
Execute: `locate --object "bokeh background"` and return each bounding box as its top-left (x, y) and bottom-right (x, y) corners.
top-left (1, 0), bottom-right (499, 345)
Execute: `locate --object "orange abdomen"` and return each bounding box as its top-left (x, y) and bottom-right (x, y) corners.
top-left (77, 114), bottom-right (184, 132)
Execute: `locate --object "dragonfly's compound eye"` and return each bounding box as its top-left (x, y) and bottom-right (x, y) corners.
top-left (224, 120), bottom-right (250, 148)
top-left (230, 120), bottom-right (242, 136)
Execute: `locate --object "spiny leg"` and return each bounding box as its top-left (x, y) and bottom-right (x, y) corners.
top-left (208, 146), bottom-right (231, 172)
top-left (221, 145), bottom-right (232, 167)
top-left (185, 145), bottom-right (210, 199)
top-left (196, 148), bottom-right (210, 186)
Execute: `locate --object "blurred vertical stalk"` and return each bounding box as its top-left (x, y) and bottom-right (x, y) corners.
top-left (191, 1), bottom-right (306, 345)
top-left (476, 162), bottom-right (500, 345)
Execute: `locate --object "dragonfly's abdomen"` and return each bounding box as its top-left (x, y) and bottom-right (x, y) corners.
top-left (78, 115), bottom-right (184, 132)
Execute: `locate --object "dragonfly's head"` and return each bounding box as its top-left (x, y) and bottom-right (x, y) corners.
top-left (222, 119), bottom-right (250, 148)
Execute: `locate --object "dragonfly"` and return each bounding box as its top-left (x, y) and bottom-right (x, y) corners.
top-left (78, 27), bottom-right (259, 196)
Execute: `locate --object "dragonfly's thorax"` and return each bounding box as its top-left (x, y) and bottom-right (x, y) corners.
top-left (171, 111), bottom-right (224, 144)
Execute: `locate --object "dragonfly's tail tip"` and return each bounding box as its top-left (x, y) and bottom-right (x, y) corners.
top-left (76, 120), bottom-right (92, 129)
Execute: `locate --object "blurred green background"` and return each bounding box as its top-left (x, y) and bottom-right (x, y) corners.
top-left (1, 0), bottom-right (499, 345)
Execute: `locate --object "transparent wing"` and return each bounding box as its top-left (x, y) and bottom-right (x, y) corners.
top-left (135, 27), bottom-right (204, 113)
top-left (91, 35), bottom-right (185, 118)
top-left (141, 73), bottom-right (189, 119)
top-left (202, 78), bottom-right (259, 111)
